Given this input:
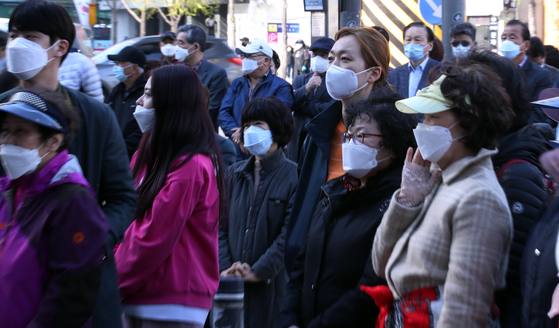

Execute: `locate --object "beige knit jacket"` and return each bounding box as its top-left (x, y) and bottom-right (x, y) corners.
top-left (373, 148), bottom-right (513, 327)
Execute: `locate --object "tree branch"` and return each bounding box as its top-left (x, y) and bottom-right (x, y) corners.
top-left (157, 6), bottom-right (173, 25)
top-left (120, 0), bottom-right (142, 23)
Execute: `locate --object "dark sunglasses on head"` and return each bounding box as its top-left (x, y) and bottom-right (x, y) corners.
top-left (451, 40), bottom-right (471, 47)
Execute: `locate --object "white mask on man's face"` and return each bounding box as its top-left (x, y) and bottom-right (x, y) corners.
top-left (7, 38), bottom-right (60, 80)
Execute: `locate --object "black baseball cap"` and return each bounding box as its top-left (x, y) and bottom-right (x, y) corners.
top-left (240, 37), bottom-right (249, 42)
top-left (0, 90), bottom-right (69, 132)
top-left (161, 31), bottom-right (176, 41)
top-left (108, 46), bottom-right (146, 68)
top-left (309, 37), bottom-right (335, 53)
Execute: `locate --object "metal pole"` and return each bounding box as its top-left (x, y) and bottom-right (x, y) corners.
top-left (442, 0), bottom-right (465, 61)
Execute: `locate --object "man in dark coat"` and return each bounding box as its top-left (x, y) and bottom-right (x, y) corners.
top-left (528, 36), bottom-right (559, 82)
top-left (1, 1), bottom-right (137, 327)
top-left (286, 45), bottom-right (294, 80)
top-left (501, 20), bottom-right (552, 101)
top-left (287, 37), bottom-right (334, 162)
top-left (105, 46), bottom-right (146, 158)
top-left (387, 22), bottom-right (441, 98)
top-left (293, 40), bottom-right (310, 78)
top-left (176, 24), bottom-right (229, 132)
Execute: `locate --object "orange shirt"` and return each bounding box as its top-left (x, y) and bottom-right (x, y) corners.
top-left (327, 120), bottom-right (346, 181)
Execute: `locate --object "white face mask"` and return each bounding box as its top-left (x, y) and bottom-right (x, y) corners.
top-left (499, 40), bottom-right (522, 60)
top-left (7, 38), bottom-right (60, 81)
top-left (452, 45), bottom-right (471, 58)
top-left (133, 105), bottom-right (155, 133)
top-left (310, 56), bottom-right (329, 74)
top-left (242, 57), bottom-right (265, 75)
top-left (160, 44), bottom-right (176, 57)
top-left (175, 44), bottom-right (197, 62)
top-left (243, 126), bottom-right (273, 156)
top-left (342, 142), bottom-right (388, 179)
top-left (0, 143), bottom-right (49, 180)
top-left (326, 65), bottom-right (375, 100)
top-left (413, 121), bottom-right (462, 164)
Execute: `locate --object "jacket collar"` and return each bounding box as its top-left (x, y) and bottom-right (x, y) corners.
top-left (442, 148), bottom-right (498, 185)
top-left (119, 74), bottom-right (146, 94)
top-left (306, 100), bottom-right (342, 156)
top-left (522, 57), bottom-right (534, 73)
top-left (321, 164), bottom-right (402, 213)
top-left (0, 150), bottom-right (93, 196)
top-left (234, 148), bottom-right (287, 175)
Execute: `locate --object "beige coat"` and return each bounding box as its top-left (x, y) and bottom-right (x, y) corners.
top-left (373, 148), bottom-right (513, 327)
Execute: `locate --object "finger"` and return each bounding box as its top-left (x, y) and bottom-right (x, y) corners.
top-left (412, 148), bottom-right (426, 166)
top-left (405, 147), bottom-right (413, 163)
top-left (430, 170), bottom-right (440, 183)
top-left (240, 263), bottom-right (251, 275)
top-left (313, 72), bottom-right (318, 77)
top-left (232, 127), bottom-right (239, 132)
top-left (548, 307), bottom-right (559, 319)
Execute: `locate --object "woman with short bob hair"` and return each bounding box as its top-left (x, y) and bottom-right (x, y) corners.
top-left (115, 65), bottom-right (226, 328)
top-left (370, 63), bottom-right (516, 327)
top-left (280, 87), bottom-right (417, 328)
top-left (0, 89), bottom-right (109, 327)
top-left (284, 27), bottom-right (391, 273)
top-left (220, 96), bottom-right (297, 328)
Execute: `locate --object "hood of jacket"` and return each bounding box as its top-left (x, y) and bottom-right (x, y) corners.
top-left (0, 150), bottom-right (93, 197)
top-left (493, 123), bottom-right (554, 170)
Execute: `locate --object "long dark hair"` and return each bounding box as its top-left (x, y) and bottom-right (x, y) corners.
top-left (132, 65), bottom-right (227, 223)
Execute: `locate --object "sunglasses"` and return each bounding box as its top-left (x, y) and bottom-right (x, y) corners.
top-left (451, 40), bottom-right (471, 47)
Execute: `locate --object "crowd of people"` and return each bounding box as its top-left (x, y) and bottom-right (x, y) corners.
top-left (4, 1), bottom-right (559, 328)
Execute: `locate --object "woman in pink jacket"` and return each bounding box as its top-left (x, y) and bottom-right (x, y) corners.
top-left (115, 65), bottom-right (227, 328)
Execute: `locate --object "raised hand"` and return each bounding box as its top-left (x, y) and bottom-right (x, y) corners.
top-left (397, 147), bottom-right (440, 207)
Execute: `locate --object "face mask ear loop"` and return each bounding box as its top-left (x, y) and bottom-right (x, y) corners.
top-left (374, 145), bottom-right (391, 164)
top-left (37, 140), bottom-right (51, 160)
top-left (447, 121), bottom-right (465, 142)
top-left (448, 120), bottom-right (460, 130)
top-left (45, 40), bottom-right (61, 64)
top-left (354, 66), bottom-right (378, 92)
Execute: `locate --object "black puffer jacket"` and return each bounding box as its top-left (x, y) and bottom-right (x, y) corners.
top-left (280, 165), bottom-right (401, 328)
top-left (520, 197), bottom-right (559, 328)
top-left (493, 123), bottom-right (554, 327)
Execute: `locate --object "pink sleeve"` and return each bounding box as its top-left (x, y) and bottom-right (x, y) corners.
top-left (115, 168), bottom-right (204, 297)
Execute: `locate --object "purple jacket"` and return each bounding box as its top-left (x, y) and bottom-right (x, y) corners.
top-left (0, 150), bottom-right (109, 328)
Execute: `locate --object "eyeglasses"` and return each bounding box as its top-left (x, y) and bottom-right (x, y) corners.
top-left (451, 40), bottom-right (471, 47)
top-left (341, 132), bottom-right (382, 145)
top-left (240, 53), bottom-right (265, 59)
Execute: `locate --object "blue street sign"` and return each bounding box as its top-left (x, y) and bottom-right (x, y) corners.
top-left (268, 23), bottom-right (300, 34)
top-left (419, 0), bottom-right (442, 25)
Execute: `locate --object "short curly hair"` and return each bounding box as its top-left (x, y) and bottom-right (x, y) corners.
top-left (240, 97), bottom-right (294, 148)
top-left (343, 86), bottom-right (418, 163)
top-left (437, 63), bottom-right (515, 151)
top-left (454, 48), bottom-right (531, 133)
